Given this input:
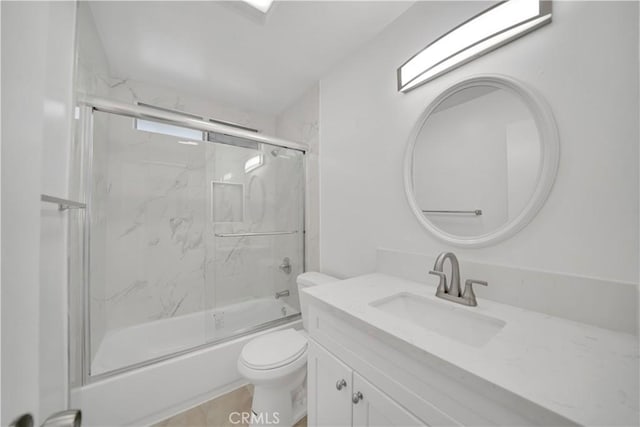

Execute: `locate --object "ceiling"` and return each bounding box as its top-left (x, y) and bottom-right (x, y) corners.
top-left (89, 1), bottom-right (414, 115)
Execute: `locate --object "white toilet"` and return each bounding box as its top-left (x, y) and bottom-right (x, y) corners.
top-left (237, 272), bottom-right (337, 426)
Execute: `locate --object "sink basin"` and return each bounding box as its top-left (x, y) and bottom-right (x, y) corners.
top-left (370, 292), bottom-right (505, 347)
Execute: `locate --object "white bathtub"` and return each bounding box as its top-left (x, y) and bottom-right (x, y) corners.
top-left (73, 298), bottom-right (301, 426)
top-left (92, 297), bottom-right (298, 375)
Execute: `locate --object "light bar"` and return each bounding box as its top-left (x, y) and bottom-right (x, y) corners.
top-left (398, 0), bottom-right (551, 92)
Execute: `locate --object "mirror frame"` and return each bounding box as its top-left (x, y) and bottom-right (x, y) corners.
top-left (404, 74), bottom-right (559, 248)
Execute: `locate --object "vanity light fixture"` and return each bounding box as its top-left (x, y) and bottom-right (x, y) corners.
top-left (242, 0), bottom-right (274, 14)
top-left (397, 0), bottom-right (551, 92)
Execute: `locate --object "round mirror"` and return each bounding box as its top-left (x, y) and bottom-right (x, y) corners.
top-left (404, 75), bottom-right (559, 247)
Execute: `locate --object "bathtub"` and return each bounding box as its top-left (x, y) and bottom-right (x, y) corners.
top-left (73, 297), bottom-right (301, 426)
top-left (92, 297), bottom-right (298, 376)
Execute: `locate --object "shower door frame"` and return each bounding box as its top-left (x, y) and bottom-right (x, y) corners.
top-left (75, 96), bottom-right (308, 385)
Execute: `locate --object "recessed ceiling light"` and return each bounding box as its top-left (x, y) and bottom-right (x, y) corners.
top-left (242, 0), bottom-right (274, 14)
top-left (398, 0), bottom-right (552, 92)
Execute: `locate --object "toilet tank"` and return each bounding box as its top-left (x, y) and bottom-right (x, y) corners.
top-left (297, 272), bottom-right (338, 331)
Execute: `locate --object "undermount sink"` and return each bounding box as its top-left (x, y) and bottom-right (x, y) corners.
top-left (370, 292), bottom-right (506, 347)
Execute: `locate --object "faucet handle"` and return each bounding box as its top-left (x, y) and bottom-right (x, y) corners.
top-left (429, 270), bottom-right (447, 294)
top-left (462, 279), bottom-right (488, 306)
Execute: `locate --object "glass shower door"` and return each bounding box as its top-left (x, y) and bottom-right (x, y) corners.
top-left (205, 137), bottom-right (304, 343)
top-left (87, 111), bottom-right (209, 377)
top-left (81, 108), bottom-right (305, 379)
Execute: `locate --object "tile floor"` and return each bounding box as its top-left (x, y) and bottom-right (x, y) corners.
top-left (154, 385), bottom-right (307, 427)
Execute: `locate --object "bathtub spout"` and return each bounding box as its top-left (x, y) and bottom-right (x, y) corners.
top-left (275, 290), bottom-right (290, 299)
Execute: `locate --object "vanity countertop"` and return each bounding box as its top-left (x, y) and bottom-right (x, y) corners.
top-left (303, 273), bottom-right (639, 426)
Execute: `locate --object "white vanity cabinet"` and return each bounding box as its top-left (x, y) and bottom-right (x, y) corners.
top-left (305, 301), bottom-right (576, 427)
top-left (351, 372), bottom-right (424, 427)
top-left (307, 340), bottom-right (424, 427)
top-left (307, 340), bottom-right (352, 426)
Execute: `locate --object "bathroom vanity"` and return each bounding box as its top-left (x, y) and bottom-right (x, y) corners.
top-left (303, 273), bottom-right (639, 426)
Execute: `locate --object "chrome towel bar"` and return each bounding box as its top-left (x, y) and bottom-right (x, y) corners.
top-left (422, 209), bottom-right (482, 216)
top-left (214, 230), bottom-right (298, 238)
top-left (41, 194), bottom-right (86, 211)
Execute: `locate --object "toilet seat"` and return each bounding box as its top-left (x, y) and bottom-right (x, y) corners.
top-left (240, 329), bottom-right (307, 370)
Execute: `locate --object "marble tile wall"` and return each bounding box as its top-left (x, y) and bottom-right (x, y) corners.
top-left (205, 143), bottom-right (304, 312)
top-left (95, 99), bottom-right (305, 336)
top-left (108, 78), bottom-right (277, 136)
top-left (99, 113), bottom-right (209, 332)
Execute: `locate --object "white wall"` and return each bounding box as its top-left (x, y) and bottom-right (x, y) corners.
top-left (1, 1), bottom-right (77, 424)
top-left (506, 119), bottom-right (540, 219)
top-left (319, 1), bottom-right (639, 284)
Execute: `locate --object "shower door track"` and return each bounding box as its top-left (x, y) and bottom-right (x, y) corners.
top-left (75, 100), bottom-right (308, 385)
top-left (78, 95), bottom-right (309, 153)
top-left (86, 313), bottom-right (301, 384)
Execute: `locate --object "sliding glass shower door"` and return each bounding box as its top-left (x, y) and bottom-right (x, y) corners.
top-left (80, 109), bottom-right (304, 379)
top-left (205, 138), bottom-right (304, 343)
top-left (87, 111), bottom-right (210, 377)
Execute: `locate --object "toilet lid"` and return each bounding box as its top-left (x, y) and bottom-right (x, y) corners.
top-left (240, 329), bottom-right (307, 370)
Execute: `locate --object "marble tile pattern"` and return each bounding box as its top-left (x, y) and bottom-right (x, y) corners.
top-left (92, 111), bottom-right (304, 337)
top-left (304, 273), bottom-right (640, 426)
top-left (154, 385), bottom-right (307, 427)
top-left (204, 142), bottom-right (304, 313)
top-left (99, 114), bottom-right (209, 331)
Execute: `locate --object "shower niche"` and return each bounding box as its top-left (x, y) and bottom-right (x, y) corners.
top-left (71, 106), bottom-right (305, 381)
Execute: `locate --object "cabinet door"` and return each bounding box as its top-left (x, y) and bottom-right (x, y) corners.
top-left (352, 372), bottom-right (426, 427)
top-left (307, 340), bottom-right (353, 427)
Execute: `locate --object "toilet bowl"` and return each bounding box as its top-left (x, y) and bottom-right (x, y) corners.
top-left (237, 272), bottom-right (337, 426)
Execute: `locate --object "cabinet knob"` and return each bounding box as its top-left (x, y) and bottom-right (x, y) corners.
top-left (335, 379), bottom-right (347, 390)
top-left (352, 391), bottom-right (363, 404)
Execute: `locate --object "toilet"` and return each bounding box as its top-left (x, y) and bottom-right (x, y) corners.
top-left (237, 272), bottom-right (337, 426)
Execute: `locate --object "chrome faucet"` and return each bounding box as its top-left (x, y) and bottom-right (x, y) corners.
top-left (279, 257), bottom-right (292, 275)
top-left (429, 252), bottom-right (487, 307)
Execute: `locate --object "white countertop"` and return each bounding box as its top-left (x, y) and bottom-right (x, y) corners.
top-left (303, 273), bottom-right (639, 426)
